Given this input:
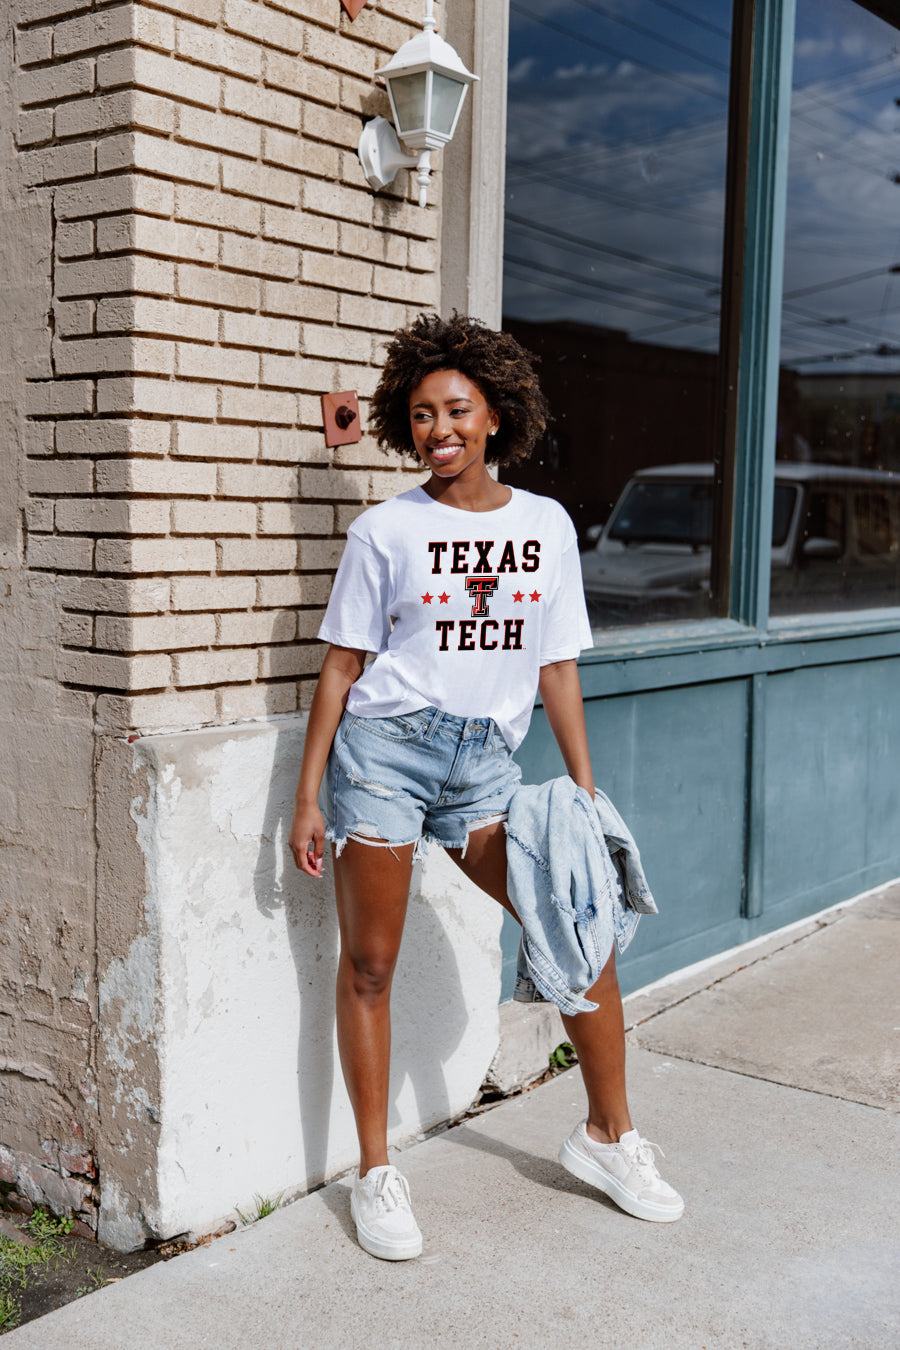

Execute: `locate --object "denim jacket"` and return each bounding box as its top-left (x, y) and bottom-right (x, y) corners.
top-left (506, 777), bottom-right (658, 1016)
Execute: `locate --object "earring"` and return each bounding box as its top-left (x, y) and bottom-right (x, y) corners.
top-left (489, 429), bottom-right (497, 436)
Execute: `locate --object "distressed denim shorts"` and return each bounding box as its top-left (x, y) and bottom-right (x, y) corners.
top-left (321, 706), bottom-right (522, 858)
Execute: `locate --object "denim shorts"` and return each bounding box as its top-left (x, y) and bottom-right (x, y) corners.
top-left (321, 706), bottom-right (522, 857)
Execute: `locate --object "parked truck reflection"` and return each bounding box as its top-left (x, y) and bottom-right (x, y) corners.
top-left (581, 463), bottom-right (900, 626)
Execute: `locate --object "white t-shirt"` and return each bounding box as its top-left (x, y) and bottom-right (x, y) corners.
top-left (318, 486), bottom-right (593, 750)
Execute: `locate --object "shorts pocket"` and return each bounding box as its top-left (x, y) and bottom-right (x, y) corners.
top-left (348, 714), bottom-right (422, 743)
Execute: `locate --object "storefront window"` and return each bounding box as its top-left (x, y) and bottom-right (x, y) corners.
top-left (501, 0), bottom-right (735, 629)
top-left (772, 0), bottom-right (900, 617)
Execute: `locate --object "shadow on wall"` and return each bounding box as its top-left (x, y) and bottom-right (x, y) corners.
top-left (252, 723), bottom-right (471, 1191)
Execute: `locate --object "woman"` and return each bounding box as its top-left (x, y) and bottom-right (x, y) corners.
top-left (289, 313), bottom-right (683, 1261)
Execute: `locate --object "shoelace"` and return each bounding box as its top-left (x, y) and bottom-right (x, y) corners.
top-left (624, 1136), bottom-right (666, 1182)
top-left (371, 1168), bottom-right (411, 1215)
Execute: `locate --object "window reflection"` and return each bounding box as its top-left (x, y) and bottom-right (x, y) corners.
top-left (501, 0), bottom-right (734, 629)
top-left (773, 0), bottom-right (900, 617)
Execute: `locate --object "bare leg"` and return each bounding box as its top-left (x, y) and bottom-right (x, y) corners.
top-left (449, 822), bottom-right (632, 1144)
top-left (333, 838), bottom-right (415, 1176)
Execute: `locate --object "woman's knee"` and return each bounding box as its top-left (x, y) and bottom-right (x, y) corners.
top-left (339, 947), bottom-right (398, 1000)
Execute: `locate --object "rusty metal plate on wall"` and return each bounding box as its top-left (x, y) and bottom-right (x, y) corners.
top-left (322, 390), bottom-right (361, 447)
top-left (340, 0), bottom-right (368, 19)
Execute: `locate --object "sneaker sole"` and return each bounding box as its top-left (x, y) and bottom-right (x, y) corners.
top-left (350, 1191), bottom-right (423, 1261)
top-left (559, 1135), bottom-right (685, 1223)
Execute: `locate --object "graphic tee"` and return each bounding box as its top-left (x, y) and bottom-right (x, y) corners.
top-left (318, 486), bottom-right (593, 750)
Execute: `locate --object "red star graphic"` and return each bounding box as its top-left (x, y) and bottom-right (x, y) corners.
top-left (438, 592), bottom-right (450, 604)
top-left (529, 590), bottom-right (541, 602)
top-left (512, 590), bottom-right (524, 603)
top-left (421, 592), bottom-right (433, 604)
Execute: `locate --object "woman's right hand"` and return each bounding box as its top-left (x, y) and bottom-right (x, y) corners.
top-left (289, 800), bottom-right (326, 877)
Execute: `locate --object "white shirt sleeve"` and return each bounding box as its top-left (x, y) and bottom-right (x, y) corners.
top-left (317, 530), bottom-right (392, 654)
top-left (538, 535), bottom-right (594, 664)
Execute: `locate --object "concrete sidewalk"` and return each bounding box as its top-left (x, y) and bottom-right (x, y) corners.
top-left (7, 885), bottom-right (899, 1350)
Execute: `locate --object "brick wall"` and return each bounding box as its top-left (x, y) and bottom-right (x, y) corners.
top-left (17, 0), bottom-right (440, 737)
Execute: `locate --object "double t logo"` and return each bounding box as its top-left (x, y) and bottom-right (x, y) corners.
top-left (465, 576), bottom-right (499, 617)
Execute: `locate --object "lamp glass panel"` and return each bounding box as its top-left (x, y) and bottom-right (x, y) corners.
top-left (430, 72), bottom-right (465, 136)
top-left (388, 71), bottom-right (428, 134)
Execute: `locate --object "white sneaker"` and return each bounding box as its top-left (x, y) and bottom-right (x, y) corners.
top-left (559, 1122), bottom-right (684, 1222)
top-left (350, 1165), bottom-right (423, 1260)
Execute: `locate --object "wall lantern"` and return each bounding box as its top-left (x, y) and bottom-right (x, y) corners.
top-left (357, 0), bottom-right (478, 208)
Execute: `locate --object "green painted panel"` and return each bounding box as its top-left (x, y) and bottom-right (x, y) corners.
top-left (502, 681), bottom-right (749, 996)
top-left (763, 658), bottom-right (900, 902)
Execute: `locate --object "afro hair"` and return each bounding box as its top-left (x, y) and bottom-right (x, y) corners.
top-left (368, 312), bottom-right (550, 466)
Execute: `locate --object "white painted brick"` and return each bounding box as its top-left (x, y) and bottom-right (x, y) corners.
top-left (302, 324), bottom-right (372, 363)
top-left (372, 263), bottom-right (437, 305)
top-left (301, 252), bottom-right (372, 293)
top-left (57, 256), bottom-right (174, 299)
top-left (296, 607), bottom-right (326, 639)
top-left (174, 185), bottom-right (261, 236)
top-left (259, 642), bottom-right (319, 678)
top-left (55, 497), bottom-right (169, 534)
top-left (145, 0), bottom-right (220, 24)
top-left (54, 5), bottom-right (173, 58)
top-left (96, 458), bottom-right (216, 495)
top-left (61, 650), bottom-right (172, 689)
top-left (97, 296), bottom-right (216, 343)
top-left (171, 500), bottom-right (255, 534)
top-left (336, 503), bottom-right (369, 532)
top-left (220, 310), bottom-right (299, 353)
top-left (333, 438), bottom-right (396, 470)
top-left (303, 25), bottom-right (374, 79)
top-left (223, 75), bottom-right (300, 130)
top-left (372, 194), bottom-right (439, 241)
top-left (261, 427), bottom-right (325, 463)
top-left (55, 173), bottom-right (174, 220)
top-left (99, 47), bottom-right (220, 109)
top-left (219, 385), bottom-right (298, 424)
top-left (302, 100), bottom-right (360, 151)
top-left (53, 335), bottom-right (175, 377)
top-left (23, 421), bottom-right (56, 457)
top-left (24, 499), bottom-right (54, 531)
top-left (218, 462), bottom-right (297, 498)
top-left (262, 204), bottom-right (338, 250)
top-left (174, 647), bottom-right (257, 685)
top-left (300, 467), bottom-right (369, 501)
top-left (55, 89), bottom-right (175, 139)
top-left (27, 534), bottom-right (94, 571)
top-left (95, 536), bottom-right (216, 573)
top-left (16, 25), bottom-right (54, 65)
top-left (218, 538), bottom-right (297, 573)
top-left (260, 352), bottom-right (313, 388)
top-left (174, 422), bottom-right (259, 460)
top-left (56, 415), bottom-right (170, 459)
top-left (19, 0), bottom-right (91, 24)
top-left (265, 52), bottom-right (338, 104)
top-left (177, 263), bottom-right (261, 312)
top-left (298, 538), bottom-right (345, 569)
top-left (262, 280), bottom-right (336, 322)
top-left (96, 613), bottom-right (217, 652)
top-left (341, 221), bottom-right (407, 267)
top-left (177, 343), bottom-right (260, 386)
top-left (218, 682), bottom-right (298, 720)
top-left (171, 576), bottom-right (257, 610)
top-left (24, 380), bottom-right (94, 416)
top-left (218, 610), bottom-right (296, 645)
top-left (21, 140), bottom-right (95, 186)
top-left (96, 689), bottom-right (218, 733)
top-left (337, 362), bottom-right (382, 399)
top-left (59, 576), bottom-right (170, 614)
top-left (97, 214), bottom-right (219, 266)
top-left (261, 573), bottom-right (330, 607)
top-left (19, 58), bottom-right (95, 106)
top-left (27, 459), bottom-right (94, 494)
top-left (220, 233), bottom-right (298, 280)
top-left (175, 19), bottom-right (262, 80)
top-left (339, 294), bottom-right (406, 332)
top-left (368, 468), bottom-right (425, 501)
top-left (98, 132), bottom-right (218, 186)
top-left (55, 220), bottom-right (94, 259)
top-left (303, 177), bottom-right (372, 226)
top-left (179, 104), bottom-right (260, 160)
top-left (17, 110), bottom-right (54, 146)
top-left (59, 611), bottom-right (93, 646)
top-left (407, 238), bottom-right (437, 273)
top-left (258, 502), bottom-right (332, 534)
top-left (225, 0), bottom-right (303, 54)
top-left (96, 376), bottom-right (218, 419)
top-left (221, 155), bottom-right (300, 207)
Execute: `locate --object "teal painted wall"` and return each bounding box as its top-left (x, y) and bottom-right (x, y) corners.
top-left (500, 650), bottom-right (900, 999)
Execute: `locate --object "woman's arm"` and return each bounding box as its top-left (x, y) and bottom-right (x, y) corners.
top-left (288, 643), bottom-right (367, 876)
top-left (538, 658), bottom-right (595, 798)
